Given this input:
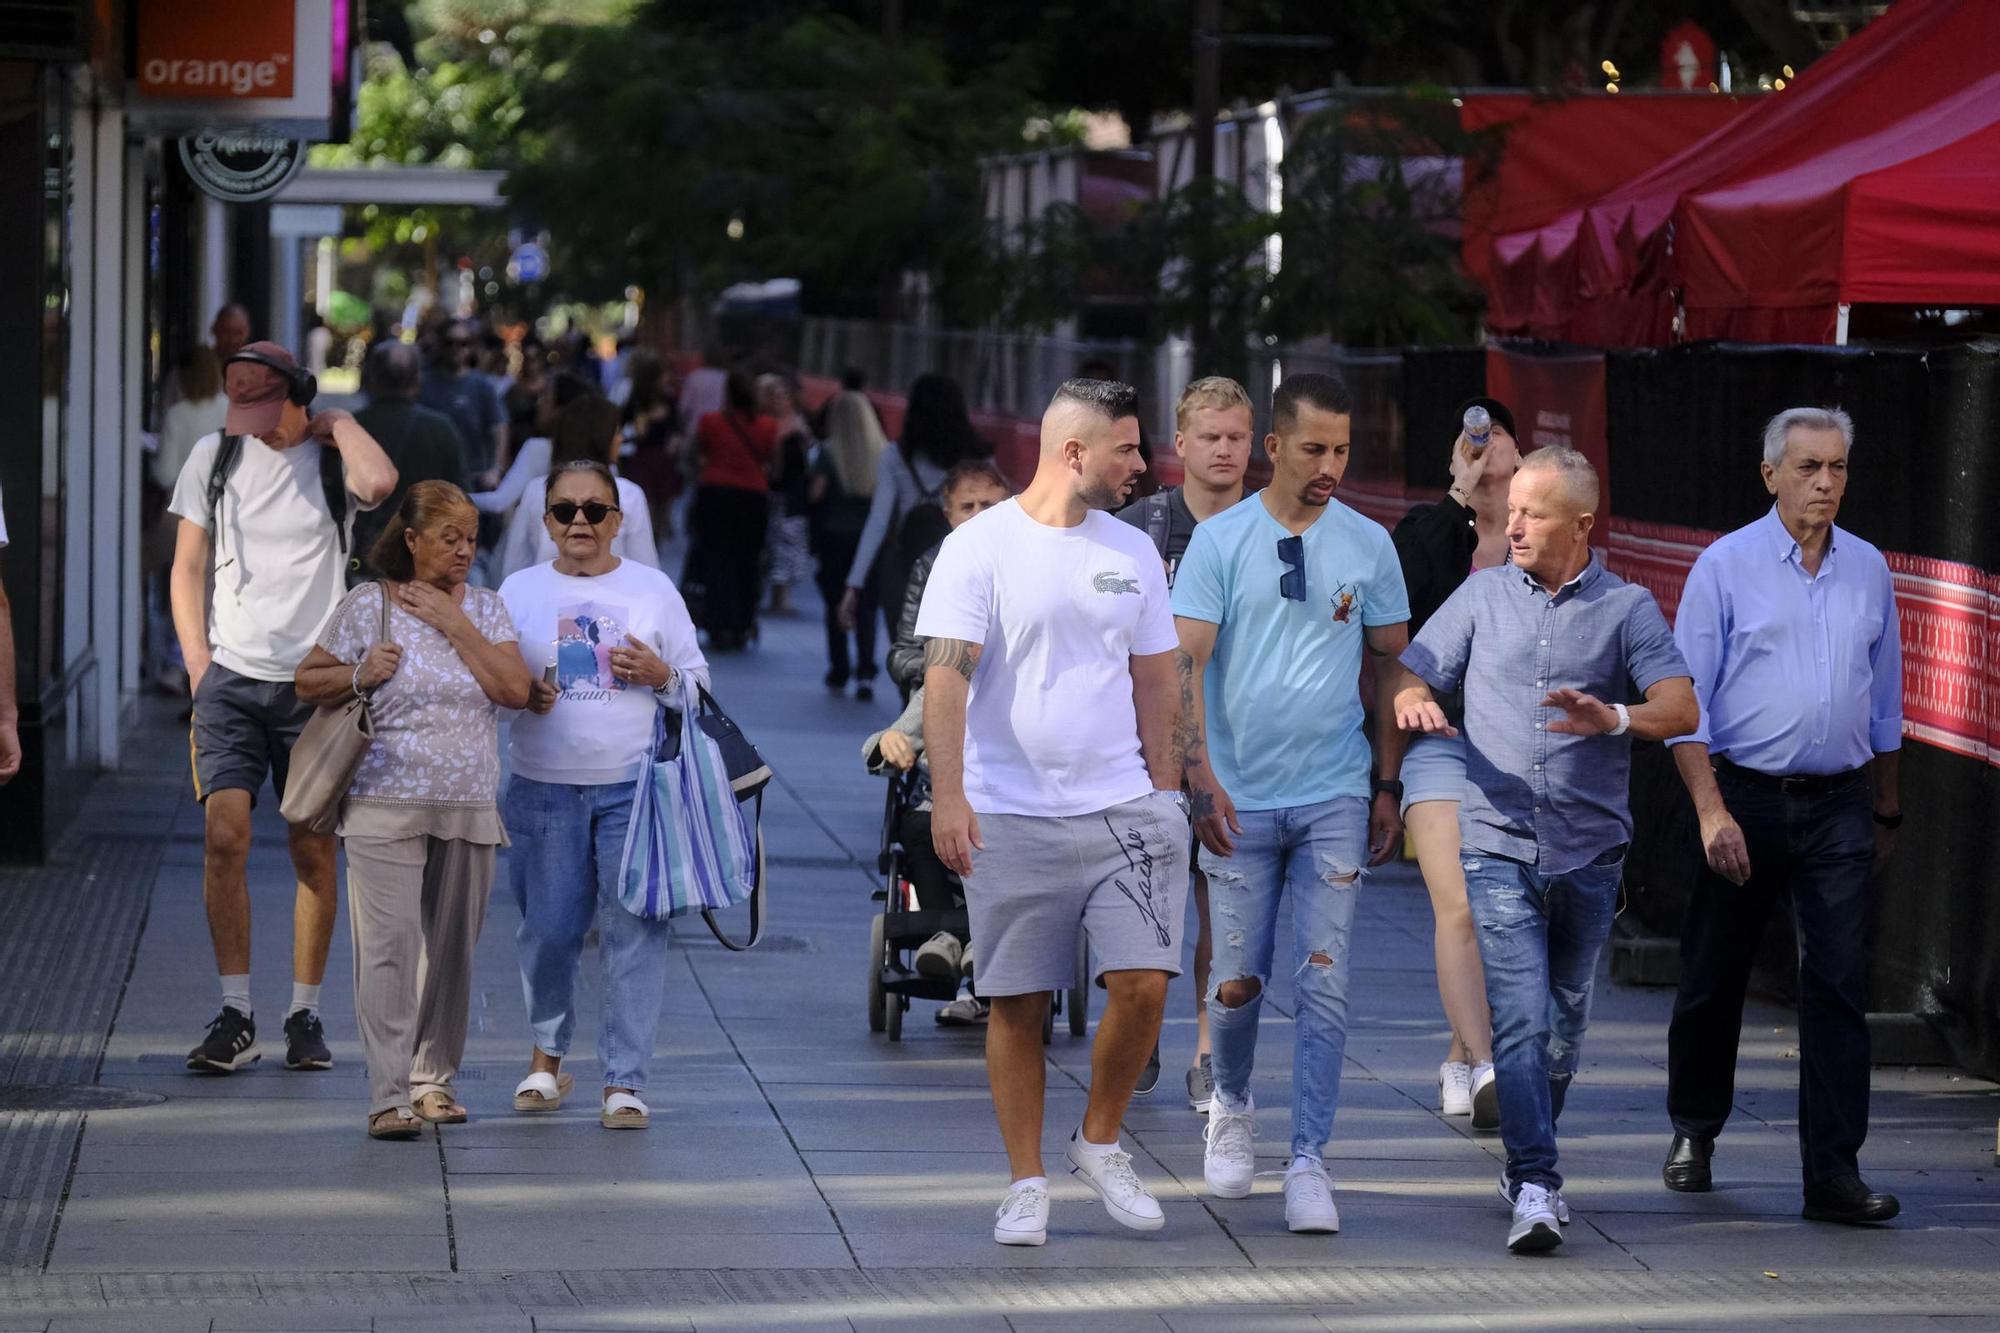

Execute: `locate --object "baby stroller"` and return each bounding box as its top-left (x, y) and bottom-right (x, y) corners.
top-left (867, 768), bottom-right (1092, 1042)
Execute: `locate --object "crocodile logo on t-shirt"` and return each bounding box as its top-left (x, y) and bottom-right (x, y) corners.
top-left (1092, 571), bottom-right (1141, 596)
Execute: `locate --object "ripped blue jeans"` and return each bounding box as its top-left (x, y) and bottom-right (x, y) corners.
top-left (1461, 846), bottom-right (1625, 1192)
top-left (1200, 796), bottom-right (1366, 1162)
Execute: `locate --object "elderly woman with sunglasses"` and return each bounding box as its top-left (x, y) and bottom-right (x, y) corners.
top-left (497, 460), bottom-right (709, 1129)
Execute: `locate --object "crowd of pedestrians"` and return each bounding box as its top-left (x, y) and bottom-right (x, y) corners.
top-left (150, 296), bottom-right (1910, 1256)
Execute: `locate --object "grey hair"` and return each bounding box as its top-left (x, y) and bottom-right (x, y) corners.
top-left (1049, 377), bottom-right (1140, 422)
top-left (1762, 406), bottom-right (1854, 468)
top-left (1516, 445), bottom-right (1599, 514)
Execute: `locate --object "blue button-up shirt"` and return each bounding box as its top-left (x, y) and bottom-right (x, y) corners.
top-left (1402, 554), bottom-right (1691, 874)
top-left (1667, 507), bottom-right (1902, 775)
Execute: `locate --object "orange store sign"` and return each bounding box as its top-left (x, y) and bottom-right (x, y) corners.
top-left (136, 1), bottom-right (296, 99)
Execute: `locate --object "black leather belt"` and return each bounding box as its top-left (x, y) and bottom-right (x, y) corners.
top-left (1714, 757), bottom-right (1863, 796)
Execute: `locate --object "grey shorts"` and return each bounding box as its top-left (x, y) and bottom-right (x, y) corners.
top-left (964, 790), bottom-right (1191, 997)
top-left (1399, 729), bottom-right (1468, 816)
top-left (190, 662), bottom-right (312, 805)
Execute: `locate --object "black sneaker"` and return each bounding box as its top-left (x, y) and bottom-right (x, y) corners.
top-left (186, 1007), bottom-right (260, 1073)
top-left (1133, 1042), bottom-right (1162, 1097)
top-left (283, 1010), bottom-right (333, 1071)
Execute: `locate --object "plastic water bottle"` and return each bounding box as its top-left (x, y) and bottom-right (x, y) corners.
top-left (1462, 404), bottom-right (1492, 453)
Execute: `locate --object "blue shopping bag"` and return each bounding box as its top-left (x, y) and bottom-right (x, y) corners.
top-left (617, 678), bottom-right (760, 931)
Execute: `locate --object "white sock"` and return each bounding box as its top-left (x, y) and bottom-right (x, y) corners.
top-left (1010, 1175), bottom-right (1048, 1192)
top-left (289, 982), bottom-right (321, 1017)
top-left (220, 975), bottom-right (252, 1018)
top-left (1071, 1129), bottom-right (1120, 1159)
top-left (1291, 1154), bottom-right (1322, 1175)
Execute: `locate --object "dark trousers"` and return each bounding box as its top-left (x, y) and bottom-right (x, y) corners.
top-left (812, 533), bottom-right (877, 685)
top-left (1666, 768), bottom-right (1875, 1185)
top-left (897, 808), bottom-right (962, 916)
top-left (691, 485), bottom-right (768, 642)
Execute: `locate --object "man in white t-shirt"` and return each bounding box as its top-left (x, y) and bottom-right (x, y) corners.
top-left (0, 482), bottom-right (16, 785)
top-left (168, 342), bottom-right (397, 1076)
top-left (917, 379), bottom-right (1190, 1247)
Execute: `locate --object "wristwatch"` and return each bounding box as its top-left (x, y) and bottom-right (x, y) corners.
top-left (1608, 703), bottom-right (1631, 736)
top-left (1372, 777), bottom-right (1404, 801)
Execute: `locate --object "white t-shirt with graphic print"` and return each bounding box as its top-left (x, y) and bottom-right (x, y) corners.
top-left (915, 498), bottom-right (1177, 818)
top-left (499, 558), bottom-right (710, 787)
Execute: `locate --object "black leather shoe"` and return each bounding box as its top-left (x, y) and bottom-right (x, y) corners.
top-left (1803, 1174), bottom-right (1900, 1225)
top-left (1662, 1134), bottom-right (1713, 1192)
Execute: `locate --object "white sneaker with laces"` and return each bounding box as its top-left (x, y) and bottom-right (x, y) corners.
top-left (1203, 1095), bottom-right (1257, 1199)
top-left (914, 931), bottom-right (962, 982)
top-left (993, 1181), bottom-right (1049, 1246)
top-left (1439, 1060), bottom-right (1473, 1116)
top-left (1064, 1136), bottom-right (1165, 1232)
top-left (1498, 1167), bottom-right (1569, 1224)
top-left (1470, 1061), bottom-right (1499, 1130)
top-left (1283, 1157), bottom-right (1340, 1233)
top-left (1507, 1182), bottom-right (1564, 1254)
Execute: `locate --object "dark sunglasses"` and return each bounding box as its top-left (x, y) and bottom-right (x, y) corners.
top-left (547, 500), bottom-right (619, 526)
top-left (1277, 535), bottom-right (1306, 602)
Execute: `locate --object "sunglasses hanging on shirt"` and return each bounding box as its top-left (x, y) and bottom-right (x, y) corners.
top-left (1277, 535), bottom-right (1307, 602)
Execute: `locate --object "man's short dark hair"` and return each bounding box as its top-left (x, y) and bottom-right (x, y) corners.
top-left (363, 340), bottom-right (422, 401)
top-left (1050, 377), bottom-right (1139, 423)
top-left (1271, 371), bottom-right (1353, 435)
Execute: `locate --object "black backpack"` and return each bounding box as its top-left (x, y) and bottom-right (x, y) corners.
top-left (203, 434), bottom-right (351, 570)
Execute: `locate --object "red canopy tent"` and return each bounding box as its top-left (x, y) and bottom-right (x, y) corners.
top-left (1484, 0), bottom-right (2000, 345)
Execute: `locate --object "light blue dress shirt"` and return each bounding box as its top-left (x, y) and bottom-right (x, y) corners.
top-left (1668, 507), bottom-right (1902, 775)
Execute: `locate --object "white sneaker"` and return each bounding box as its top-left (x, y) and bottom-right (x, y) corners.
top-left (914, 931), bottom-right (962, 982)
top-left (1470, 1061), bottom-right (1499, 1131)
top-left (1065, 1136), bottom-right (1165, 1232)
top-left (1498, 1167), bottom-right (1570, 1224)
top-left (993, 1181), bottom-right (1049, 1246)
top-left (1283, 1157), bottom-right (1340, 1233)
top-left (1203, 1095), bottom-right (1257, 1199)
top-left (1507, 1182), bottom-right (1564, 1254)
top-left (1439, 1060), bottom-right (1473, 1116)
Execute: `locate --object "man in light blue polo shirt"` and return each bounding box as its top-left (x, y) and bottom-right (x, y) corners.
top-left (1174, 371), bottom-right (1411, 1235)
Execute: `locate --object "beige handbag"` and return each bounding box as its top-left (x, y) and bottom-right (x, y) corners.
top-left (280, 582), bottom-right (391, 834)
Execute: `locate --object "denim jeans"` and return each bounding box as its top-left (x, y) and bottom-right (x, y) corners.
top-left (1461, 846), bottom-right (1624, 1191)
top-left (1200, 796), bottom-right (1367, 1162)
top-left (504, 775), bottom-right (674, 1091)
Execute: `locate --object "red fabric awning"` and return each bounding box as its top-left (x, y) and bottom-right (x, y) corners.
top-left (1486, 0), bottom-right (2000, 345)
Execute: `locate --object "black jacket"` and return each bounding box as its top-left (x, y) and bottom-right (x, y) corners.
top-left (1392, 496), bottom-right (1479, 636)
top-left (888, 542), bottom-right (939, 693)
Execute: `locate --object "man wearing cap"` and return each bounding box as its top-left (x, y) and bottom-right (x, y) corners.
top-left (168, 342), bottom-right (398, 1075)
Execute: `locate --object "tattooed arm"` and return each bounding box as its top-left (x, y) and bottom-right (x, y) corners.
top-left (1130, 648), bottom-right (1181, 793)
top-left (922, 637), bottom-right (984, 876)
top-left (1174, 615), bottom-right (1240, 856)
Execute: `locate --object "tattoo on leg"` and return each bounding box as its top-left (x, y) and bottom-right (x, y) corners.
top-left (923, 637), bottom-right (982, 681)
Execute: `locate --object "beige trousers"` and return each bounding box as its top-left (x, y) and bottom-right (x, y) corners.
top-left (344, 834), bottom-right (495, 1116)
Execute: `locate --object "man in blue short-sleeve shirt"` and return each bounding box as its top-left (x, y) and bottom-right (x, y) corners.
top-left (1396, 445), bottom-right (1696, 1256)
top-left (1174, 372), bottom-right (1411, 1237)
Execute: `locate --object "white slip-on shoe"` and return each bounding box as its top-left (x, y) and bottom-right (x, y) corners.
top-left (1507, 1182), bottom-right (1564, 1254)
top-left (993, 1181), bottom-right (1050, 1246)
top-left (1283, 1157), bottom-right (1340, 1234)
top-left (913, 931), bottom-right (963, 982)
top-left (1065, 1136), bottom-right (1165, 1232)
top-left (1498, 1166), bottom-right (1569, 1224)
top-left (1202, 1095), bottom-right (1257, 1199)
top-left (1470, 1061), bottom-right (1500, 1131)
top-left (1439, 1060), bottom-right (1474, 1116)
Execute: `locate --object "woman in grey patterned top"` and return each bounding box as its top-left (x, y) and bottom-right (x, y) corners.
top-left (296, 481), bottom-right (533, 1140)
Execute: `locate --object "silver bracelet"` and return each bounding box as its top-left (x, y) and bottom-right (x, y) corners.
top-left (351, 661), bottom-right (366, 698)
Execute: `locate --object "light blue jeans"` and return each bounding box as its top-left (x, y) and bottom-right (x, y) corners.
top-left (1461, 846), bottom-right (1625, 1192)
top-left (504, 775), bottom-right (674, 1091)
top-left (1200, 796), bottom-right (1367, 1162)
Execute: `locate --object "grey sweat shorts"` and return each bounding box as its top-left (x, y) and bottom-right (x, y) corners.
top-left (963, 790), bottom-right (1191, 997)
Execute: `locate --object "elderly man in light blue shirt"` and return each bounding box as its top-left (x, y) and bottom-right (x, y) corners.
top-left (1662, 406), bottom-right (1904, 1228)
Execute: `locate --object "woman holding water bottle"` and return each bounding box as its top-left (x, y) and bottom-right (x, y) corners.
top-left (1390, 397), bottom-right (1522, 1131)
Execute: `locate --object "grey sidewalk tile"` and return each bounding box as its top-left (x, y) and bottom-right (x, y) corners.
top-left (846, 1222), bottom-right (1250, 1271)
top-left (44, 1318), bottom-right (213, 1333)
top-left (1003, 1314), bottom-right (1171, 1331)
top-left (48, 1232), bottom-right (451, 1274)
top-left (209, 1313), bottom-right (371, 1330)
top-left (689, 1313), bottom-right (851, 1333)
top-left (373, 1316), bottom-right (535, 1333)
top-left (847, 1316), bottom-right (1013, 1333)
top-left (1157, 1313), bottom-right (1333, 1333)
top-left (531, 1317), bottom-right (696, 1333)
top-left (456, 1229), bottom-right (855, 1272)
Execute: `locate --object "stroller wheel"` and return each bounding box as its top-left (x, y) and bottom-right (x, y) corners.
top-left (887, 990), bottom-right (904, 1041)
top-left (867, 915), bottom-right (888, 1034)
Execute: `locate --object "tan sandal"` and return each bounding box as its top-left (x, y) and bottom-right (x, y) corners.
top-left (368, 1108), bottom-right (422, 1140)
top-left (513, 1070), bottom-right (574, 1113)
top-left (600, 1090), bottom-right (649, 1129)
top-left (413, 1090), bottom-right (468, 1124)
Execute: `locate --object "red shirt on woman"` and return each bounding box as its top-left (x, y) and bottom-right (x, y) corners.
top-left (695, 410), bottom-right (777, 493)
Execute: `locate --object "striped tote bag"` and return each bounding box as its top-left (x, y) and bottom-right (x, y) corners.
top-left (617, 679), bottom-right (758, 922)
